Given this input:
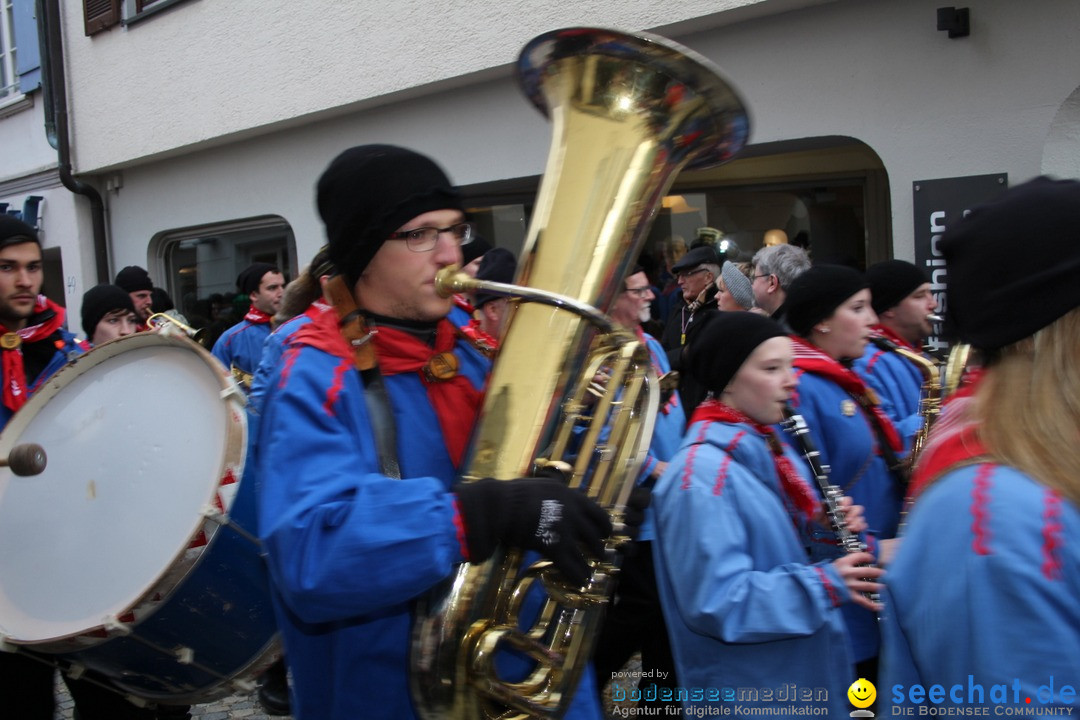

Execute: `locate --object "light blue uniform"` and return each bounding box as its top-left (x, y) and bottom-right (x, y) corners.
top-left (881, 463), bottom-right (1080, 712)
top-left (653, 418), bottom-right (856, 718)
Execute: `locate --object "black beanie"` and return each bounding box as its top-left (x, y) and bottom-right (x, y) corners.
top-left (461, 235), bottom-right (492, 266)
top-left (941, 176), bottom-right (1080, 351)
top-left (114, 266), bottom-right (153, 293)
top-left (866, 260), bottom-right (928, 315)
top-left (316, 144), bottom-right (464, 284)
top-left (785, 264), bottom-right (869, 337)
top-left (237, 262), bottom-right (278, 296)
top-left (474, 248), bottom-right (517, 308)
top-left (82, 284), bottom-right (136, 337)
top-left (685, 310), bottom-right (788, 394)
top-left (0, 215), bottom-right (40, 250)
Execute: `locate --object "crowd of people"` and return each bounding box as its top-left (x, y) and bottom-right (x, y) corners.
top-left (0, 149), bottom-right (1076, 720)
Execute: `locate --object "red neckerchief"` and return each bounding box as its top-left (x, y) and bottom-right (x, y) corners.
top-left (304, 300), bottom-right (331, 320)
top-left (244, 305), bottom-right (273, 324)
top-left (372, 319), bottom-right (482, 467)
top-left (1, 295), bottom-right (66, 412)
top-left (453, 294), bottom-right (475, 315)
top-left (460, 318), bottom-right (498, 354)
top-left (690, 399), bottom-right (820, 523)
top-left (791, 335), bottom-right (902, 453)
top-left (908, 367), bottom-right (987, 500)
top-left (872, 324), bottom-right (917, 351)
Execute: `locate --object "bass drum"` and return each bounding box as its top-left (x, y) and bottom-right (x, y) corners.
top-left (0, 331), bottom-right (279, 703)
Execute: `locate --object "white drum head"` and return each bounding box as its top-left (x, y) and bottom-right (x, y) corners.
top-left (0, 333), bottom-right (245, 644)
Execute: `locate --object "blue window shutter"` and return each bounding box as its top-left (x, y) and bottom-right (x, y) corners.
top-left (12, 0), bottom-right (41, 93)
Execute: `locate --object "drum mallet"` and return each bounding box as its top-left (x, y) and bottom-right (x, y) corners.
top-left (0, 444), bottom-right (47, 476)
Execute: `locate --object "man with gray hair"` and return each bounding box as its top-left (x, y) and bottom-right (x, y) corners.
top-left (750, 244), bottom-right (811, 329)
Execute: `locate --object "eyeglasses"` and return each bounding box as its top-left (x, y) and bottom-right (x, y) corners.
top-left (751, 273), bottom-right (772, 282)
top-left (387, 222), bottom-right (475, 252)
top-left (675, 267), bottom-right (709, 280)
top-left (625, 287), bottom-right (652, 297)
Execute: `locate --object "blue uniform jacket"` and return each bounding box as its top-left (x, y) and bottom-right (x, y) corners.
top-left (253, 315), bottom-right (601, 720)
top-left (652, 419), bottom-right (855, 717)
top-left (881, 464), bottom-right (1080, 712)
top-left (211, 318), bottom-right (271, 385)
top-left (1, 329), bottom-right (83, 430)
top-left (638, 332), bottom-right (685, 542)
top-left (853, 340), bottom-right (925, 446)
top-left (781, 369), bottom-right (901, 662)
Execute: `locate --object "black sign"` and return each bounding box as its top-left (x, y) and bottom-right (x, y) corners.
top-left (912, 174), bottom-right (1007, 353)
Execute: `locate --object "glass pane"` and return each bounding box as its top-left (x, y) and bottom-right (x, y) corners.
top-left (161, 218), bottom-right (295, 347)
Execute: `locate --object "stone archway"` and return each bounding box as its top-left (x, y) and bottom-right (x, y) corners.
top-left (1042, 85), bottom-right (1080, 179)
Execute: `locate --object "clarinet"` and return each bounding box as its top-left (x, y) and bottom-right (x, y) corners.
top-left (780, 404), bottom-right (881, 605)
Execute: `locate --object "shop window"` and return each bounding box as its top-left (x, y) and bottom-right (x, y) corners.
top-left (154, 216), bottom-right (295, 346)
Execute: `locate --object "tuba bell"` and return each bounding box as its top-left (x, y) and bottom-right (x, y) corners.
top-left (409, 27), bottom-right (750, 720)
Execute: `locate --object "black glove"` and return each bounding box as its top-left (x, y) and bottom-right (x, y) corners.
top-left (454, 477), bottom-right (613, 586)
top-left (620, 485), bottom-right (652, 541)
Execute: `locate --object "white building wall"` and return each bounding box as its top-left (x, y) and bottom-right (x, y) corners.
top-left (60, 0), bottom-right (816, 172)
top-left (47, 0), bottom-right (1080, 319)
top-left (0, 98), bottom-right (98, 315)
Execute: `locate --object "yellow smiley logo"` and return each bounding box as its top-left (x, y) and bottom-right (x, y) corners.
top-left (848, 678), bottom-right (876, 708)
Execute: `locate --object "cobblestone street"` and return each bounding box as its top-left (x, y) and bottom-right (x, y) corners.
top-left (55, 680), bottom-right (292, 720)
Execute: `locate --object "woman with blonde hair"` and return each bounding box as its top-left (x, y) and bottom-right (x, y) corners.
top-left (882, 178), bottom-right (1080, 712)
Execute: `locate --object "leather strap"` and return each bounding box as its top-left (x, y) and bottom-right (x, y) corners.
top-left (325, 275), bottom-right (400, 478)
top-left (360, 368), bottom-right (401, 480)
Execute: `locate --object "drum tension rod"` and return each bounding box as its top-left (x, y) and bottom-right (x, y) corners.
top-left (198, 504), bottom-right (262, 547)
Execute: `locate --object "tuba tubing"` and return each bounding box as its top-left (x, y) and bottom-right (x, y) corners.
top-left (409, 27), bottom-right (750, 720)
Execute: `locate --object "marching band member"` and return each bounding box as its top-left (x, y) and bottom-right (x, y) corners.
top-left (0, 219), bottom-right (172, 720)
top-left (882, 177), bottom-right (1080, 710)
top-left (853, 260), bottom-right (939, 441)
top-left (782, 264), bottom-right (903, 683)
top-left (211, 262), bottom-right (285, 392)
top-left (81, 284), bottom-right (139, 346)
top-left (252, 144), bottom-right (616, 720)
top-left (652, 311), bottom-right (881, 718)
top-left (461, 246), bottom-right (516, 350)
top-left (113, 265), bottom-right (155, 330)
top-left (594, 266), bottom-right (685, 713)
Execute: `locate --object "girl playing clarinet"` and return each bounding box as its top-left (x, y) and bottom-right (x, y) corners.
top-left (652, 311), bottom-right (882, 717)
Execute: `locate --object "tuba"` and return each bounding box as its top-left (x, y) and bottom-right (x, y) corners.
top-left (409, 27), bottom-right (749, 720)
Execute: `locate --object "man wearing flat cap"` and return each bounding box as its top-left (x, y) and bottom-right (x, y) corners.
top-left (853, 259), bottom-right (939, 440)
top-left (251, 144), bottom-right (616, 720)
top-left (660, 244), bottom-right (720, 420)
top-left (210, 262), bottom-right (284, 392)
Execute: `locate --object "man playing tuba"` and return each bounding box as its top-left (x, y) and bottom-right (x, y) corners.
top-left (251, 145), bottom-right (616, 720)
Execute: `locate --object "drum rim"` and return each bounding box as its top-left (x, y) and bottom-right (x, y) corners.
top-left (0, 331), bottom-right (248, 646)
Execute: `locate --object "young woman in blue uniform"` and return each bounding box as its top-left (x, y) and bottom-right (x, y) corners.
top-left (781, 264), bottom-right (905, 683)
top-left (652, 311), bottom-right (882, 718)
top-left (882, 178), bottom-right (1080, 713)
